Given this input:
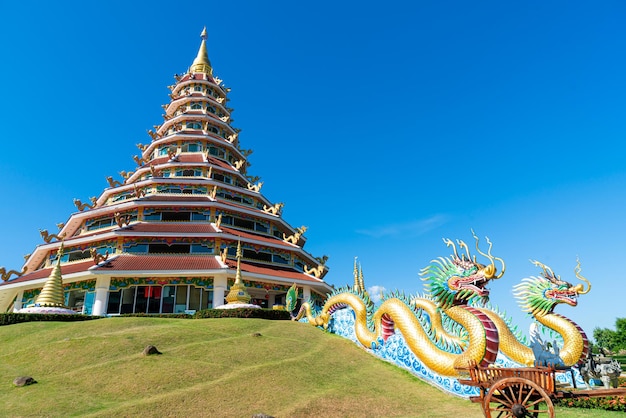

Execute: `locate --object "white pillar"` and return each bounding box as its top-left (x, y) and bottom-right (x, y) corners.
top-left (213, 275), bottom-right (227, 307)
top-left (302, 286), bottom-right (311, 301)
top-left (92, 276), bottom-right (111, 316)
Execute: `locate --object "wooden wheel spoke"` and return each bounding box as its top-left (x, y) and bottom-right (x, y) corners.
top-left (493, 386), bottom-right (515, 406)
top-left (521, 386), bottom-right (536, 405)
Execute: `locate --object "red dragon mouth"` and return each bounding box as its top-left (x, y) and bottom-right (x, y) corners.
top-left (546, 289), bottom-right (578, 306)
top-left (448, 274), bottom-right (490, 297)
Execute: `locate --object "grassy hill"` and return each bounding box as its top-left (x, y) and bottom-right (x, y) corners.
top-left (0, 317), bottom-right (621, 417)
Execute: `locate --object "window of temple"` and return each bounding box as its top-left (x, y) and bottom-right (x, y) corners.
top-left (66, 290), bottom-right (86, 313)
top-left (111, 191), bottom-right (134, 203)
top-left (148, 243), bottom-right (191, 253)
top-left (273, 253), bottom-right (290, 265)
top-left (208, 146), bottom-right (225, 158)
top-left (124, 243), bottom-right (149, 253)
top-left (50, 245), bottom-right (115, 264)
top-left (191, 211), bottom-right (211, 221)
top-left (211, 172), bottom-right (232, 184)
top-left (106, 285), bottom-right (212, 314)
top-left (161, 211), bottom-right (191, 221)
top-left (191, 243), bottom-right (213, 253)
top-left (294, 259), bottom-right (305, 272)
top-left (86, 217), bottom-right (115, 231)
top-left (190, 102), bottom-right (202, 110)
top-left (233, 217), bottom-right (255, 230)
top-left (181, 142), bottom-right (202, 152)
top-left (243, 248), bottom-right (272, 263)
top-left (186, 121), bottom-right (202, 130)
top-left (217, 190), bottom-right (254, 206)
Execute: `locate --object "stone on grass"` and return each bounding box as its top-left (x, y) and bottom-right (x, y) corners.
top-left (13, 376), bottom-right (37, 387)
top-left (251, 414), bottom-right (274, 418)
top-left (252, 332), bottom-right (262, 337)
top-left (142, 345), bottom-right (162, 356)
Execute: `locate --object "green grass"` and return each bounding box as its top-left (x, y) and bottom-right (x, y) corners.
top-left (0, 318), bottom-right (622, 417)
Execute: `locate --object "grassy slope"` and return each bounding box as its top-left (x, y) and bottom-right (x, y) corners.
top-left (0, 318), bottom-right (620, 418)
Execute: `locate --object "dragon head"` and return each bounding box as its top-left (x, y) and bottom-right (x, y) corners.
top-left (421, 231), bottom-right (505, 310)
top-left (514, 258), bottom-right (591, 316)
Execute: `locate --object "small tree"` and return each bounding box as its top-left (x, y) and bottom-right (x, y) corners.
top-left (593, 317), bottom-right (626, 354)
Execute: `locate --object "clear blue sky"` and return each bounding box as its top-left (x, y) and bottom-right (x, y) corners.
top-left (1, 1), bottom-right (625, 340)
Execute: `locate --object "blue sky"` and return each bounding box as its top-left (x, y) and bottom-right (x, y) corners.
top-left (1, 1), bottom-right (625, 340)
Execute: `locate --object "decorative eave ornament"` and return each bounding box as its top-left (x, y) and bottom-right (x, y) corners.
top-left (189, 27), bottom-right (213, 75)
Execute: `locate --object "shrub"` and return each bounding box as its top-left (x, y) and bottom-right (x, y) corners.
top-left (556, 395), bottom-right (626, 412)
top-left (0, 313), bottom-right (99, 326)
top-left (195, 308), bottom-right (290, 320)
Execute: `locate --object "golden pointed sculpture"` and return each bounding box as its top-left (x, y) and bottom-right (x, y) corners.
top-left (353, 257), bottom-right (360, 292)
top-left (190, 27), bottom-right (213, 75)
top-left (34, 244), bottom-right (68, 308)
top-left (225, 241), bottom-right (251, 304)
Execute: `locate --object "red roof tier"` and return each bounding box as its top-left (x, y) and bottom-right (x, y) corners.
top-left (92, 254), bottom-right (223, 272)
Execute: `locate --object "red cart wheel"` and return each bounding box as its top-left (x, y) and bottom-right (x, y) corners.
top-left (483, 377), bottom-right (555, 418)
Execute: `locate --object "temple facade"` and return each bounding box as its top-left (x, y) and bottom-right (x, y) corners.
top-left (0, 29), bottom-right (332, 315)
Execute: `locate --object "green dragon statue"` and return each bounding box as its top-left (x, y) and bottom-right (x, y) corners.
top-left (475, 258), bottom-right (591, 366)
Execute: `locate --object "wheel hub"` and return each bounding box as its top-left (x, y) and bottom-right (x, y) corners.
top-left (511, 403), bottom-right (527, 417)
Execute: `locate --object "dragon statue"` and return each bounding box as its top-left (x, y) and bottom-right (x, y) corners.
top-left (0, 266), bottom-right (27, 282)
top-left (106, 176), bottom-right (122, 188)
top-left (40, 229), bottom-right (66, 243)
top-left (262, 202), bottom-right (283, 216)
top-left (303, 262), bottom-right (325, 278)
top-left (474, 258), bottom-right (590, 367)
top-left (283, 226), bottom-right (307, 245)
top-left (293, 233), bottom-right (505, 377)
top-left (73, 197), bottom-right (98, 211)
top-left (90, 248), bottom-right (109, 265)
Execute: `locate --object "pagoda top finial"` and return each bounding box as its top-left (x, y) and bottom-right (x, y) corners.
top-left (190, 27), bottom-right (213, 75)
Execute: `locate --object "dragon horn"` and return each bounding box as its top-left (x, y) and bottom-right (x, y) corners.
top-left (442, 238), bottom-right (459, 259)
top-left (486, 236), bottom-right (506, 279)
top-left (530, 259), bottom-right (561, 284)
top-left (573, 256), bottom-right (591, 295)
top-left (456, 239), bottom-right (471, 260)
top-left (471, 230), bottom-right (503, 278)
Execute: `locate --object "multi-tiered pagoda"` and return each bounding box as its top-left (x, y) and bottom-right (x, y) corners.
top-left (0, 29), bottom-right (332, 315)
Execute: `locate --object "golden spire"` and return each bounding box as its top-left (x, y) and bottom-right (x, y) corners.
top-left (359, 264), bottom-right (365, 292)
top-left (353, 257), bottom-right (360, 292)
top-left (190, 27), bottom-right (213, 75)
top-left (34, 244), bottom-right (68, 307)
top-left (235, 240), bottom-right (243, 284)
top-left (225, 241), bottom-right (251, 304)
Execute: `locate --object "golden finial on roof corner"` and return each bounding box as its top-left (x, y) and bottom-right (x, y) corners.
top-left (190, 26), bottom-right (213, 75)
